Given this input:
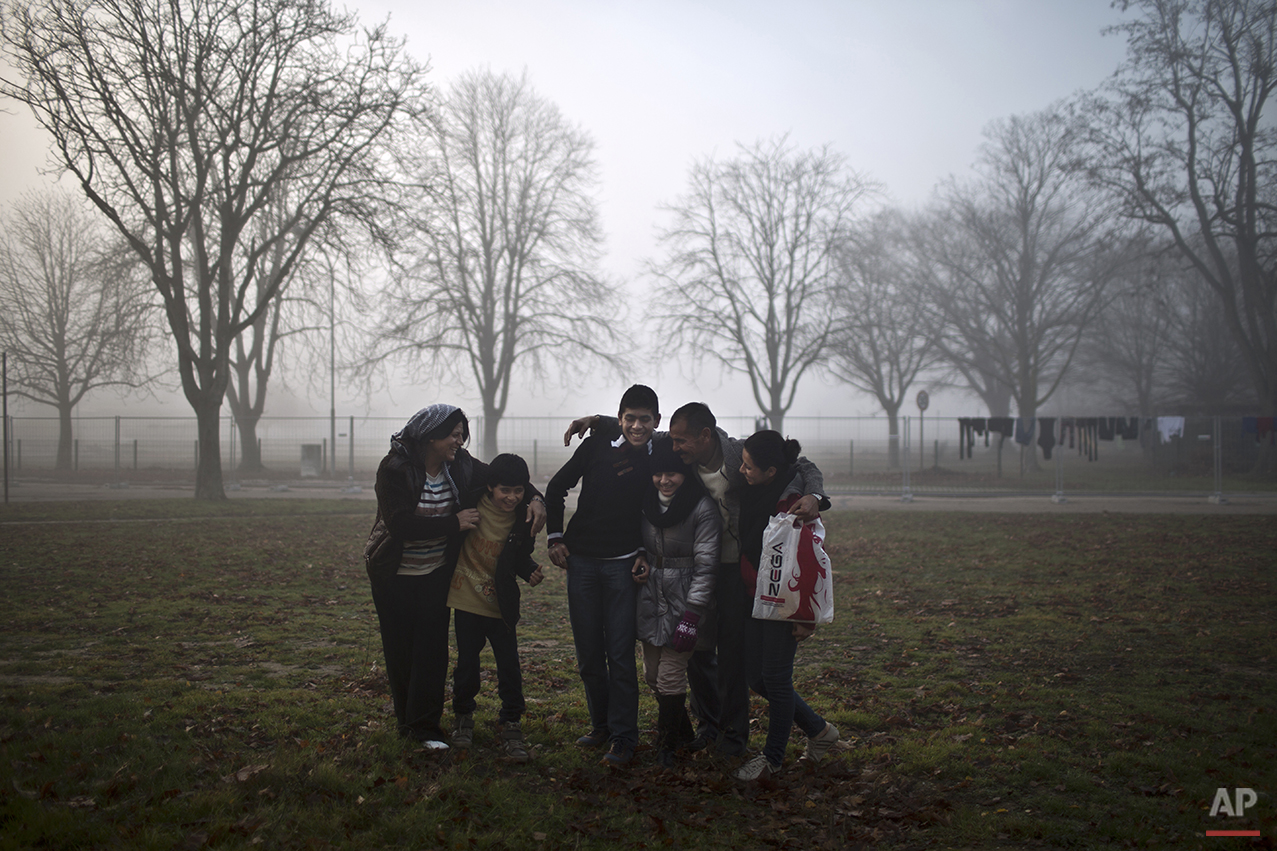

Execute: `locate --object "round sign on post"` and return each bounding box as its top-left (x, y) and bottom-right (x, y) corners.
top-left (916, 390), bottom-right (929, 412)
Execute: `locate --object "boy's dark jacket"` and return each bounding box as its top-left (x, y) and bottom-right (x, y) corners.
top-left (454, 484), bottom-right (539, 629)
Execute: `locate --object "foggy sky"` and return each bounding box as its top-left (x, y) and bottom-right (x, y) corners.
top-left (0, 0), bottom-right (1131, 423)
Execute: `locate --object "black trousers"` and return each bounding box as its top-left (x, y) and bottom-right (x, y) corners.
top-left (370, 568), bottom-right (452, 743)
top-left (687, 561), bottom-right (750, 755)
top-left (453, 609), bottom-right (525, 723)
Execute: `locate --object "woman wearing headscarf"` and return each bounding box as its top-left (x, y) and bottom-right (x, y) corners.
top-left (364, 404), bottom-right (545, 749)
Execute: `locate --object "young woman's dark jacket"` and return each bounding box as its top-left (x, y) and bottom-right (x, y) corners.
top-left (365, 445), bottom-right (540, 589)
top-left (455, 484), bottom-right (539, 629)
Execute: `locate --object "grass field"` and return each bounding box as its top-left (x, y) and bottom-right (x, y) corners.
top-left (1, 500), bottom-right (1273, 849)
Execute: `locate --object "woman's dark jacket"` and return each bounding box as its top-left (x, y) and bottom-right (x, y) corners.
top-left (365, 445), bottom-right (540, 588)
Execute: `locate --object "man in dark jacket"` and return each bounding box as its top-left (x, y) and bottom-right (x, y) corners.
top-left (545, 384), bottom-right (660, 766)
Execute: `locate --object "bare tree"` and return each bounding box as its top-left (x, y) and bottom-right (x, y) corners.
top-left (651, 136), bottom-right (873, 433)
top-left (1161, 259), bottom-right (1256, 410)
top-left (827, 209), bottom-right (939, 466)
top-left (2, 0), bottom-right (425, 498)
top-left (1080, 248), bottom-right (1177, 418)
top-left (375, 69), bottom-right (621, 459)
top-left (916, 108), bottom-right (1122, 467)
top-left (1083, 0), bottom-right (1276, 424)
top-left (0, 189), bottom-right (156, 468)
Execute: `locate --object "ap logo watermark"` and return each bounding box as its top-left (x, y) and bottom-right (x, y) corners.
top-left (1210, 787), bottom-right (1258, 818)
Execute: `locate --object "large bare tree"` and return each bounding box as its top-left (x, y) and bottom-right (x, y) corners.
top-left (376, 69), bottom-right (621, 459)
top-left (1083, 0), bottom-right (1276, 426)
top-left (827, 208), bottom-right (938, 466)
top-left (1, 0), bottom-right (425, 497)
top-left (917, 108), bottom-right (1122, 465)
top-left (0, 189), bottom-right (156, 468)
top-left (651, 137), bottom-right (873, 433)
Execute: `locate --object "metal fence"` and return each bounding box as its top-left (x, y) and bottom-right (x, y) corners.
top-left (3, 413), bottom-right (1274, 496)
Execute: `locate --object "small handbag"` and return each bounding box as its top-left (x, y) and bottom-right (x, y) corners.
top-left (363, 516), bottom-right (402, 584)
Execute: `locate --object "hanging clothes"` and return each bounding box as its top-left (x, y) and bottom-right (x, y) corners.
top-left (1097, 417), bottom-right (1115, 441)
top-left (1078, 418), bottom-right (1099, 461)
top-left (1117, 417), bottom-right (1140, 440)
top-left (1156, 417), bottom-right (1185, 443)
top-left (1014, 417), bottom-right (1035, 447)
top-left (1258, 417), bottom-right (1274, 445)
top-left (1037, 417), bottom-right (1057, 460)
top-left (989, 417), bottom-right (1015, 439)
top-left (1061, 417), bottom-right (1076, 449)
top-left (972, 417), bottom-right (989, 447)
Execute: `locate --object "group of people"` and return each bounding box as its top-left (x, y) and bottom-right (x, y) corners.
top-left (364, 387), bottom-right (838, 780)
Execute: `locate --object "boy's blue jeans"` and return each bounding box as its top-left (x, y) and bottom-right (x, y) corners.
top-left (566, 554), bottom-right (639, 748)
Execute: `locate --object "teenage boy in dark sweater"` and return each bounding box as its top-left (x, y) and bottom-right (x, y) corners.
top-left (545, 384), bottom-right (659, 767)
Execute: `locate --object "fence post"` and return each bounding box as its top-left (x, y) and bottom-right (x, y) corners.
top-left (1051, 419), bottom-right (1067, 504)
top-left (1208, 415), bottom-right (1227, 504)
top-left (133, 438), bottom-right (138, 471)
top-left (900, 415), bottom-right (913, 502)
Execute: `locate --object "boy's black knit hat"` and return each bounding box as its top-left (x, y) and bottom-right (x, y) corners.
top-left (487, 453), bottom-right (530, 487)
top-left (649, 438), bottom-right (690, 476)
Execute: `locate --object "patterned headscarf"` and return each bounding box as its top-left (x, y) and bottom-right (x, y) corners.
top-left (392, 404), bottom-right (462, 446)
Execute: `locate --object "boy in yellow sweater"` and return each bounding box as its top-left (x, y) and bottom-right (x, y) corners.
top-left (447, 453), bottom-right (544, 762)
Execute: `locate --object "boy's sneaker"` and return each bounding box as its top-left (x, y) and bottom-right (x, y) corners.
top-left (418, 739), bottom-right (449, 752)
top-left (732, 754), bottom-right (780, 782)
top-left (452, 713), bottom-right (474, 749)
top-left (500, 722), bottom-right (529, 764)
top-left (802, 723), bottom-right (839, 763)
top-left (576, 727), bottom-right (610, 748)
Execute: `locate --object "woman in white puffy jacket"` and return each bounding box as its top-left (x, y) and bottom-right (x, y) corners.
top-left (632, 437), bottom-right (721, 768)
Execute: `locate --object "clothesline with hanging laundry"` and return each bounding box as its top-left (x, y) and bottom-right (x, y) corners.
top-left (954, 416), bottom-right (1207, 462)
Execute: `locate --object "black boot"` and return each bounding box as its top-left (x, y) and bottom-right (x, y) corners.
top-left (655, 693), bottom-right (681, 769)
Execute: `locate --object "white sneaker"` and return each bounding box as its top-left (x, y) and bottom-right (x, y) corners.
top-left (419, 739), bottom-right (449, 752)
top-left (803, 723), bottom-right (839, 763)
top-left (732, 754), bottom-right (780, 781)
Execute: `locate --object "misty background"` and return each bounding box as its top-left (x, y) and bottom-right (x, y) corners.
top-left (2, 0), bottom-right (1272, 499)
top-left (0, 0), bottom-right (1135, 424)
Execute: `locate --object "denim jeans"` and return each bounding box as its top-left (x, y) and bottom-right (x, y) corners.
top-left (566, 554), bottom-right (639, 748)
top-left (744, 616), bottom-right (826, 766)
top-left (452, 609), bottom-right (525, 723)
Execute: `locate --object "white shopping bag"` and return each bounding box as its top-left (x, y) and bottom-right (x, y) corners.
top-left (751, 513), bottom-right (834, 624)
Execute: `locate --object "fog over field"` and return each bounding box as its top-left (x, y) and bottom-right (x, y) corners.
top-left (0, 1), bottom-right (1135, 425)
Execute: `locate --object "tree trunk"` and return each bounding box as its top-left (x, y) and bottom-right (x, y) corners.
top-left (481, 391), bottom-right (502, 462)
top-left (235, 414), bottom-right (264, 472)
top-left (193, 395), bottom-right (226, 500)
top-left (887, 412), bottom-right (900, 469)
top-left (55, 404), bottom-right (73, 471)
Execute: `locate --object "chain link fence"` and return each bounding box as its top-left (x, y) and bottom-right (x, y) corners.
top-left (3, 413), bottom-right (1274, 496)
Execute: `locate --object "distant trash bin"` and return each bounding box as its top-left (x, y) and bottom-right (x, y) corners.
top-left (300, 444), bottom-right (323, 477)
